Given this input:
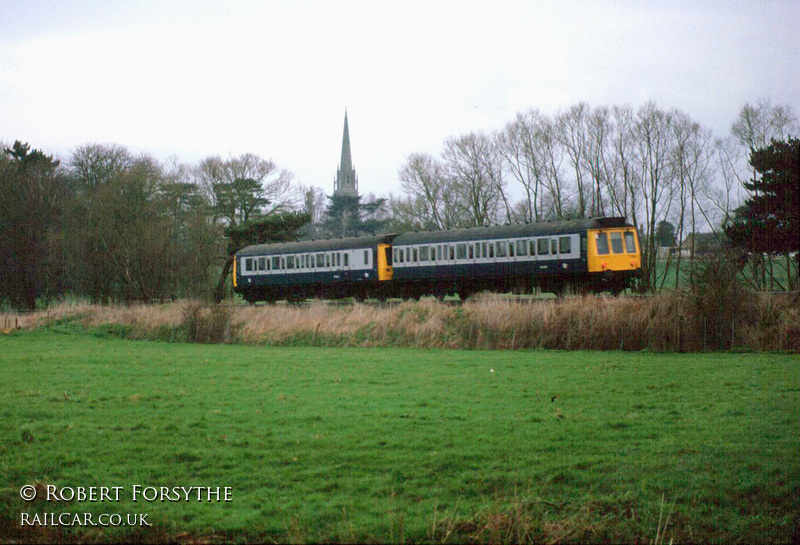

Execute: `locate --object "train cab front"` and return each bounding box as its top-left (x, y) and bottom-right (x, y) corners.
top-left (587, 227), bottom-right (641, 292)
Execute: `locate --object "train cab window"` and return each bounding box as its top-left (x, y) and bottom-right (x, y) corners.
top-left (245, 258), bottom-right (253, 272)
top-left (559, 237), bottom-right (571, 254)
top-left (538, 238), bottom-right (549, 255)
top-left (258, 257), bottom-right (266, 271)
top-left (624, 231), bottom-right (636, 253)
top-left (610, 232), bottom-right (624, 254)
top-left (517, 240), bottom-right (528, 256)
top-left (385, 246), bottom-right (393, 266)
top-left (419, 246), bottom-right (429, 262)
top-left (529, 240), bottom-right (537, 256)
top-left (456, 244), bottom-right (467, 260)
top-left (596, 233), bottom-right (610, 255)
top-left (364, 250), bottom-right (370, 265)
top-left (344, 253), bottom-right (349, 267)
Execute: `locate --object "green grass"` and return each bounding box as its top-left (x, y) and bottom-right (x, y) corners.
top-left (1, 330), bottom-right (798, 543)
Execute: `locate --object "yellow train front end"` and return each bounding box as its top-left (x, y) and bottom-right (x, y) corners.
top-left (586, 226), bottom-right (641, 293)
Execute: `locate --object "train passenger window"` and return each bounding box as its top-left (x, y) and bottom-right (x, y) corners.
top-left (449, 245), bottom-right (455, 260)
top-left (272, 256), bottom-right (280, 270)
top-left (287, 256), bottom-right (295, 270)
top-left (596, 233), bottom-right (610, 255)
top-left (509, 241), bottom-right (516, 257)
top-left (412, 248), bottom-right (418, 262)
top-left (488, 243), bottom-right (495, 258)
top-left (245, 258), bottom-right (253, 272)
top-left (538, 238), bottom-right (549, 255)
top-left (475, 244), bottom-right (481, 259)
top-left (551, 239), bottom-right (557, 255)
top-left (430, 246), bottom-right (436, 261)
top-left (344, 253), bottom-right (349, 267)
top-left (482, 242), bottom-right (488, 259)
top-left (404, 248), bottom-right (409, 262)
top-left (469, 244), bottom-right (474, 259)
top-left (281, 257), bottom-right (286, 270)
top-left (496, 241), bottom-right (507, 257)
top-left (559, 237), bottom-right (571, 254)
top-left (266, 258), bottom-right (271, 271)
top-left (624, 231), bottom-right (636, 253)
top-left (258, 257), bottom-right (266, 271)
top-left (529, 240), bottom-right (537, 256)
top-left (337, 253), bottom-right (342, 267)
top-left (364, 250), bottom-right (370, 265)
top-left (315, 254), bottom-right (323, 267)
top-left (610, 232), bottom-right (624, 254)
top-left (517, 240), bottom-right (528, 256)
top-left (456, 244), bottom-right (467, 260)
top-left (325, 254), bottom-right (331, 267)
top-left (419, 246), bottom-right (429, 261)
top-left (385, 246), bottom-right (393, 266)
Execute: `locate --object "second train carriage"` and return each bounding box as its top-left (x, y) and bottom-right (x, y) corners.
top-left (390, 217), bottom-right (640, 298)
top-left (233, 217), bottom-right (641, 303)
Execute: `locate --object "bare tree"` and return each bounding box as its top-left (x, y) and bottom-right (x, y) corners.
top-left (633, 101), bottom-right (676, 291)
top-left (669, 110), bottom-right (715, 288)
top-left (538, 117), bottom-right (568, 219)
top-left (442, 132), bottom-right (509, 227)
top-left (557, 102), bottom-right (591, 218)
top-left (497, 110), bottom-right (550, 222)
top-left (397, 152), bottom-right (451, 229)
top-left (731, 99), bottom-right (799, 152)
top-left (582, 106), bottom-right (614, 217)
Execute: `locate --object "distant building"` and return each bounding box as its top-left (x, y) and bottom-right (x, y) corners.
top-left (333, 111), bottom-right (359, 197)
top-left (681, 232), bottom-right (726, 257)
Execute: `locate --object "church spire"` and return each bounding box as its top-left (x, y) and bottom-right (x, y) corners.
top-left (334, 110), bottom-right (358, 197)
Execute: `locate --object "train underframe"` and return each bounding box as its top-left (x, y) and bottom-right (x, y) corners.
top-left (240, 270), bottom-right (637, 304)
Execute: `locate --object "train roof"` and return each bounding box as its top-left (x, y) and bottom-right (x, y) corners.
top-left (236, 234), bottom-right (396, 257)
top-left (235, 218), bottom-right (633, 256)
top-left (393, 217), bottom-right (632, 245)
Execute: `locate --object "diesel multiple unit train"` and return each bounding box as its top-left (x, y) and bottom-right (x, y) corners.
top-left (233, 217), bottom-right (641, 303)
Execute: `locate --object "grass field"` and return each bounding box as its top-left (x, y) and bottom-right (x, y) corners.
top-left (1, 330), bottom-right (798, 543)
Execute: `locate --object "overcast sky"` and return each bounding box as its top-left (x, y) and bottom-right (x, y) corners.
top-left (1, 0), bottom-right (798, 196)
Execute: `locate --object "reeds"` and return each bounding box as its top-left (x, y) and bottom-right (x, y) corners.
top-left (3, 292), bottom-right (798, 351)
